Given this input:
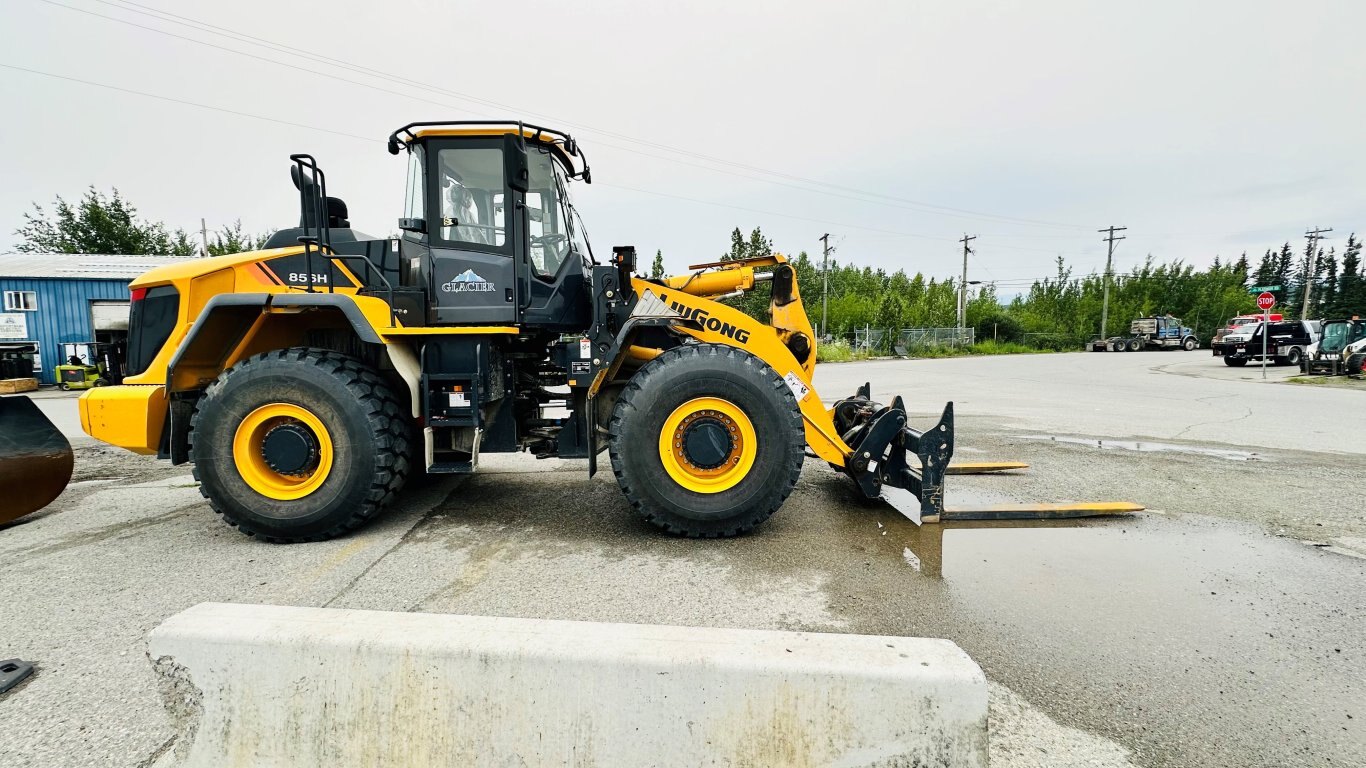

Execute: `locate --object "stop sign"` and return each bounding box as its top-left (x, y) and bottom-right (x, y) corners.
top-left (1256, 292), bottom-right (1275, 311)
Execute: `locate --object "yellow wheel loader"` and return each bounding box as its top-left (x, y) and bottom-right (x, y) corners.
top-left (65, 121), bottom-right (1131, 542)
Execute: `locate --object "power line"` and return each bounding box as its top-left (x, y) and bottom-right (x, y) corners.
top-left (0, 62), bottom-right (375, 142)
top-left (44, 0), bottom-right (1093, 231)
top-left (1098, 225), bottom-right (1127, 338)
top-left (958, 234), bottom-right (976, 330)
top-left (0, 56), bottom-right (1087, 266)
top-left (820, 233), bottom-right (833, 339)
top-left (1301, 226), bottom-right (1332, 318)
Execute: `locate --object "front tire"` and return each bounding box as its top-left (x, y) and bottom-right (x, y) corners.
top-left (608, 344), bottom-right (804, 537)
top-left (190, 347), bottom-right (411, 542)
top-left (1183, 337), bottom-right (1198, 351)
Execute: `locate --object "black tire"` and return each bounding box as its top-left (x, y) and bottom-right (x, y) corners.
top-left (1183, 337), bottom-right (1198, 351)
top-left (1285, 347), bottom-right (1302, 367)
top-left (190, 347), bottom-right (411, 543)
top-left (608, 343), bottom-right (804, 537)
top-left (1348, 353), bottom-right (1365, 376)
top-left (1224, 357), bottom-right (1247, 367)
top-left (1127, 339), bottom-right (1142, 352)
top-left (58, 383), bottom-right (70, 391)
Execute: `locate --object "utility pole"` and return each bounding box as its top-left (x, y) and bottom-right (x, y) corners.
top-left (1099, 226), bottom-right (1127, 339)
top-left (1302, 227), bottom-right (1332, 318)
top-left (200, 218), bottom-right (210, 259)
top-left (957, 234), bottom-right (976, 330)
top-left (820, 233), bottom-right (832, 339)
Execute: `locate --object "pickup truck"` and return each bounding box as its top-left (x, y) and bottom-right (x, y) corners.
top-left (1211, 320), bottom-right (1317, 367)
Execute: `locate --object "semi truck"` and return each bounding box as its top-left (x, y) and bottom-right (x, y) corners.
top-left (1090, 316), bottom-right (1200, 352)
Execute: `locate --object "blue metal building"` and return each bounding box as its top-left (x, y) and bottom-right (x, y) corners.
top-left (0, 254), bottom-right (180, 385)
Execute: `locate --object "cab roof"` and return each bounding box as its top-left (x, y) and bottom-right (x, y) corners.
top-left (387, 121), bottom-right (590, 181)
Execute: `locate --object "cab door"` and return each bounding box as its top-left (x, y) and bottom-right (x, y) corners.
top-left (425, 138), bottom-right (521, 325)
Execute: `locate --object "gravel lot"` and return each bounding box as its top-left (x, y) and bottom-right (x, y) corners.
top-left (2, 350), bottom-right (1362, 767)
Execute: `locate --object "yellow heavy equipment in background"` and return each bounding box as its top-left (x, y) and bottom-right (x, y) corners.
top-left (0, 120), bottom-right (1131, 541)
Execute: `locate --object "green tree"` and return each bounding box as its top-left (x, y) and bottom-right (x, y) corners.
top-left (1252, 250), bottom-right (1275, 287)
top-left (207, 220), bottom-right (274, 257)
top-left (1334, 234), bottom-right (1364, 316)
top-left (14, 187), bottom-right (195, 256)
top-left (649, 249), bottom-right (665, 279)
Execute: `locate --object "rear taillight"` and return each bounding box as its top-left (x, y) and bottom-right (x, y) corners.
top-left (129, 286), bottom-right (147, 303)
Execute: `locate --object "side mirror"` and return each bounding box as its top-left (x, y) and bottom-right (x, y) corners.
top-left (503, 134), bottom-right (529, 193)
top-left (398, 217), bottom-right (426, 234)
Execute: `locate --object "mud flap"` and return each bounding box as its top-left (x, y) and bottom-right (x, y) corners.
top-left (0, 396), bottom-right (74, 524)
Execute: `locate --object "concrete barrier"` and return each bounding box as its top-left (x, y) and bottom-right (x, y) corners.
top-left (147, 603), bottom-right (987, 767)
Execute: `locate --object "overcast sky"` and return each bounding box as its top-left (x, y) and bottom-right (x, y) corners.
top-left (2, 0), bottom-right (1363, 290)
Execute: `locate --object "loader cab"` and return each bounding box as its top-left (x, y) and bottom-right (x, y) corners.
top-left (392, 123), bottom-right (594, 332)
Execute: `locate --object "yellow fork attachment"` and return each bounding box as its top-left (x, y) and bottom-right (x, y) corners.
top-left (946, 461), bottom-right (1029, 475)
top-left (925, 501), bottom-right (1146, 524)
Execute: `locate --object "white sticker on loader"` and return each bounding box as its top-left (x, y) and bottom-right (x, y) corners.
top-left (784, 372), bottom-right (810, 401)
top-left (579, 338), bottom-right (591, 359)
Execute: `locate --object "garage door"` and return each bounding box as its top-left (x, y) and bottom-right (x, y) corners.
top-left (91, 301), bottom-right (131, 331)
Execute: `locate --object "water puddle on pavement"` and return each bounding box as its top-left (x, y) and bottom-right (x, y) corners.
top-left (1017, 434), bottom-right (1264, 461)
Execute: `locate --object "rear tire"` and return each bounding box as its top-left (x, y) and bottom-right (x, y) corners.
top-left (1225, 357), bottom-right (1247, 367)
top-left (1348, 353), bottom-right (1365, 376)
top-left (609, 344), bottom-right (804, 537)
top-left (190, 347), bottom-right (411, 543)
top-left (1285, 348), bottom-right (1302, 367)
top-left (1126, 339), bottom-right (1142, 352)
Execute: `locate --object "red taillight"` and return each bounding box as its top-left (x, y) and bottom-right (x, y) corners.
top-left (129, 287), bottom-right (147, 302)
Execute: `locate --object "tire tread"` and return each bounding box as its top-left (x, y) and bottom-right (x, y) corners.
top-left (188, 347), bottom-right (410, 543)
top-left (607, 344), bottom-right (805, 538)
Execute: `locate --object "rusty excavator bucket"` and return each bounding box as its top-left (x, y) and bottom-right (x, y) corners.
top-left (0, 396), bottom-right (74, 524)
top-left (831, 383), bottom-right (1143, 524)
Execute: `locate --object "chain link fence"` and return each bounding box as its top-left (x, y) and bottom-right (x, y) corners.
top-left (849, 327), bottom-right (887, 353)
top-left (895, 328), bottom-right (975, 354)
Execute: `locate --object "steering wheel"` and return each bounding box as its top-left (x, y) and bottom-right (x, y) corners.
top-left (530, 233), bottom-right (571, 276)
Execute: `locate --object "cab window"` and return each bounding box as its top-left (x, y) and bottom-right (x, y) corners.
top-left (403, 145), bottom-right (425, 221)
top-left (434, 146), bottom-right (507, 251)
top-left (526, 145), bottom-right (572, 278)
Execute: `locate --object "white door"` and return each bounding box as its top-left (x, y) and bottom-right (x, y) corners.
top-left (91, 301), bottom-right (131, 331)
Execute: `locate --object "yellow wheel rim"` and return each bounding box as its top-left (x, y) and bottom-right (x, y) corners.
top-left (657, 397), bottom-right (757, 494)
top-left (231, 403), bottom-right (333, 500)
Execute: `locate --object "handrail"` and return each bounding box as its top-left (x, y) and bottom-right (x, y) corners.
top-left (385, 120), bottom-right (591, 181)
top-left (288, 153), bottom-right (399, 326)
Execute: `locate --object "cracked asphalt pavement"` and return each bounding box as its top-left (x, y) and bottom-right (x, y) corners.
top-left (2, 350), bottom-right (1362, 767)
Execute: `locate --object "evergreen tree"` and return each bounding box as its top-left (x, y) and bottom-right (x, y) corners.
top-left (649, 249), bottom-right (665, 279)
top-left (1318, 248), bottom-right (1338, 316)
top-left (1273, 243), bottom-right (1294, 306)
top-left (1335, 234), bottom-right (1364, 316)
top-left (1253, 249), bottom-right (1275, 286)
